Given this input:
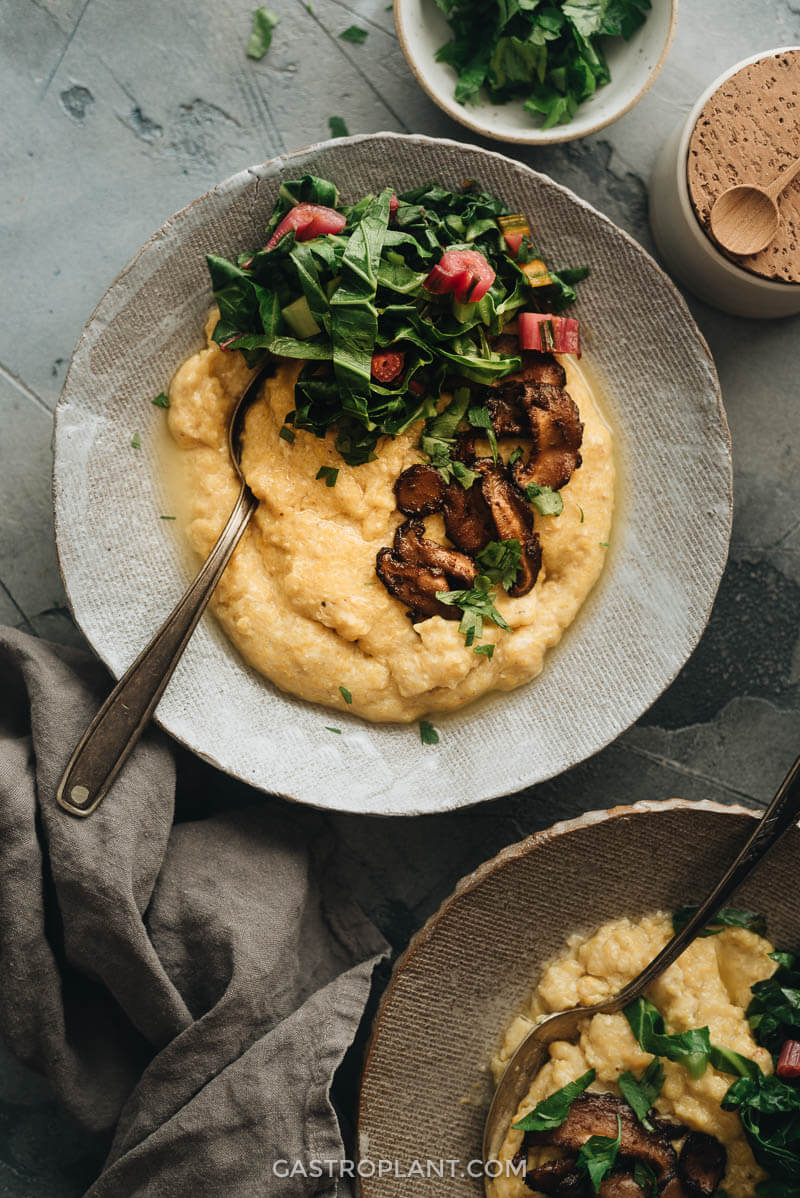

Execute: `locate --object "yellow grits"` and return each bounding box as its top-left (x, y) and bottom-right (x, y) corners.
top-left (166, 312), bottom-right (614, 722)
top-left (491, 913), bottom-right (777, 1198)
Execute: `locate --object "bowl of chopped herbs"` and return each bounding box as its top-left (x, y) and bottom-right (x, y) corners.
top-left (394, 0), bottom-right (678, 143)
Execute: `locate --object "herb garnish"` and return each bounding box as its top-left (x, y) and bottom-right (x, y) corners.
top-left (339, 24), bottom-right (367, 43)
top-left (160, 515), bottom-right (176, 520)
top-left (618, 1058), bottom-right (664, 1131)
top-left (474, 643), bottom-right (494, 659)
top-left (525, 482), bottom-right (563, 516)
top-left (436, 575), bottom-right (510, 648)
top-left (152, 391), bottom-right (170, 408)
top-left (247, 7), bottom-right (279, 58)
top-left (420, 720), bottom-right (439, 745)
top-left (748, 949), bottom-right (800, 1058)
top-left (316, 465), bottom-right (339, 486)
top-left (508, 445), bottom-right (523, 466)
top-left (673, 906), bottom-right (767, 939)
top-left (575, 1114), bottom-right (622, 1193)
top-left (339, 685), bottom-right (352, 704)
top-left (513, 1068), bottom-right (595, 1131)
top-left (433, 0), bottom-right (651, 129)
top-left (475, 539), bottom-right (521, 591)
top-left (625, 998), bottom-right (759, 1081)
top-left (467, 402), bottom-right (498, 463)
top-left (279, 425), bottom-right (296, 443)
top-left (131, 432), bottom-right (141, 449)
top-left (631, 1162), bottom-right (659, 1197)
top-left (328, 116), bottom-right (349, 138)
top-left (325, 726), bottom-right (342, 734)
top-left (722, 1071), bottom-right (800, 1184)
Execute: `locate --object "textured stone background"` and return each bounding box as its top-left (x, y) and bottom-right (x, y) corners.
top-left (1, 0), bottom-right (799, 1192)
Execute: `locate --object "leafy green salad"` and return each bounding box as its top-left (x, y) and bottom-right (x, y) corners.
top-left (433, 0), bottom-right (652, 129)
top-left (205, 174), bottom-right (587, 467)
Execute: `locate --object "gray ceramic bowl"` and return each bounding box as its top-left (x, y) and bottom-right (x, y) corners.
top-left (53, 133), bottom-right (731, 815)
top-left (358, 800), bottom-right (799, 1194)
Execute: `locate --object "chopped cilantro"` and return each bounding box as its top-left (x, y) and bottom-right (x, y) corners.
top-left (632, 1163), bottom-right (659, 1198)
top-left (436, 574), bottom-right (510, 648)
top-left (247, 7), bottom-right (279, 59)
top-left (475, 539), bottom-right (521, 591)
top-left (618, 1058), bottom-right (664, 1131)
top-left (328, 116), bottom-right (349, 138)
top-left (508, 445), bottom-right (524, 466)
top-left (339, 24), bottom-right (367, 43)
top-left (474, 642), bottom-right (494, 658)
top-left (339, 685), bottom-right (352, 704)
top-left (525, 482), bottom-right (563, 516)
top-left (152, 391), bottom-right (170, 409)
top-left (513, 1069), bottom-right (596, 1131)
top-left (420, 719), bottom-right (439, 745)
top-left (325, 726), bottom-right (342, 734)
top-left (467, 403), bottom-right (498, 462)
top-left (279, 425), bottom-right (296, 443)
top-left (316, 465), bottom-right (339, 486)
top-left (576, 1116), bottom-right (622, 1192)
top-left (131, 432), bottom-right (141, 449)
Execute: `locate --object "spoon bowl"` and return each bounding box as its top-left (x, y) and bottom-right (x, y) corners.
top-left (709, 184), bottom-right (779, 256)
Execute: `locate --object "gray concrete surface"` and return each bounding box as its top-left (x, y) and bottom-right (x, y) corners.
top-left (1, 0), bottom-right (799, 1192)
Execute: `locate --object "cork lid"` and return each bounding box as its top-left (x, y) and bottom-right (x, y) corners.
top-left (688, 49), bottom-right (800, 283)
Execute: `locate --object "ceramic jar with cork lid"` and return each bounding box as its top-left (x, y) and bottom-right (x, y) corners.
top-left (650, 47), bottom-right (800, 318)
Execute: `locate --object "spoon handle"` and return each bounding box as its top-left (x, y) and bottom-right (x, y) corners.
top-left (609, 754), bottom-right (800, 1009)
top-left (767, 155), bottom-right (800, 201)
top-left (56, 485), bottom-right (258, 816)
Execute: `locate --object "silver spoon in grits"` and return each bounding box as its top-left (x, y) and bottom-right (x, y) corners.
top-left (483, 752), bottom-right (800, 1175)
top-left (56, 363), bottom-right (271, 818)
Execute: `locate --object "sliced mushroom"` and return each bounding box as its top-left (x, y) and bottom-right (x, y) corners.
top-left (511, 382), bottom-right (584, 492)
top-left (598, 1173), bottom-right (649, 1198)
top-left (677, 1133), bottom-right (726, 1198)
top-left (491, 337), bottom-right (568, 389)
top-left (475, 461), bottom-right (542, 597)
top-left (375, 548), bottom-right (458, 624)
top-left (485, 380), bottom-right (528, 438)
top-left (393, 519), bottom-right (477, 587)
top-left (394, 464), bottom-right (446, 516)
top-left (660, 1178), bottom-right (689, 1198)
top-left (524, 1158), bottom-right (585, 1195)
top-left (525, 1094), bottom-right (678, 1185)
top-left (441, 478), bottom-right (496, 555)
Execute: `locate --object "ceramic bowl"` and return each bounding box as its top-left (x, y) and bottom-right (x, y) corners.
top-left (53, 132), bottom-right (730, 815)
top-left (649, 47), bottom-right (800, 318)
top-left (394, 0), bottom-right (678, 145)
top-left (358, 799), bottom-right (800, 1195)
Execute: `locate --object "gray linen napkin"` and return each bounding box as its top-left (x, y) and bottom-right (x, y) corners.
top-left (0, 626), bottom-right (388, 1197)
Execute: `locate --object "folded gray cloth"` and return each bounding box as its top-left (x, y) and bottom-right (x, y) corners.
top-left (0, 627), bottom-right (388, 1197)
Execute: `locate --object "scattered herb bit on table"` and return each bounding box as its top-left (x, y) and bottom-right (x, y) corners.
top-left (247, 7), bottom-right (279, 59)
top-left (328, 115), bottom-right (349, 138)
top-left (419, 719), bottom-right (440, 744)
top-left (339, 24), bottom-right (367, 43)
top-left (324, 726), bottom-right (342, 734)
top-left (433, 0), bottom-right (652, 128)
top-left (152, 391), bottom-right (170, 408)
top-left (130, 432), bottom-right (141, 449)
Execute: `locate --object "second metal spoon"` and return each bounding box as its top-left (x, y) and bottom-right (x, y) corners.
top-left (483, 752), bottom-right (800, 1170)
top-left (55, 364), bottom-right (269, 817)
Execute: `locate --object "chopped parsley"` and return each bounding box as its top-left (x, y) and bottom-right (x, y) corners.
top-left (435, 574), bottom-right (510, 648)
top-left (325, 726), bottom-right (342, 734)
top-left (508, 445), bottom-right (524, 466)
top-left (513, 1069), bottom-right (595, 1131)
top-left (279, 425), bottom-right (296, 443)
top-left (618, 1058), bottom-right (664, 1131)
top-left (419, 719), bottom-right (439, 745)
top-left (159, 515), bottom-right (176, 520)
top-left (576, 1115), bottom-right (622, 1193)
top-left (475, 539), bottom-right (521, 591)
top-left (420, 388), bottom-right (478, 488)
top-left (632, 1163), bottom-right (659, 1197)
top-left (152, 391), bottom-right (170, 409)
top-left (328, 116), bottom-right (350, 138)
top-left (525, 482), bottom-right (563, 516)
top-left (467, 402), bottom-right (498, 462)
top-left (131, 432), bottom-right (141, 449)
top-left (247, 7), bottom-right (279, 58)
top-left (474, 642), bottom-right (494, 658)
top-left (339, 24), bottom-right (367, 43)
top-left (316, 465), bottom-right (339, 486)
top-left (339, 685), bottom-right (353, 704)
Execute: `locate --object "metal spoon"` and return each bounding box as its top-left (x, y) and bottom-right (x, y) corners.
top-left (709, 155), bottom-right (800, 256)
top-left (56, 364), bottom-right (270, 817)
top-left (483, 753), bottom-right (800, 1170)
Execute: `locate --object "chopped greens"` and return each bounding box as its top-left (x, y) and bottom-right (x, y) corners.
top-left (131, 432), bottom-right (141, 449)
top-left (339, 24), bottom-right (367, 43)
top-left (625, 997), bottom-right (714, 1080)
top-left (618, 1058), bottom-right (664, 1131)
top-left (435, 574), bottom-right (510, 648)
top-left (419, 719), bottom-right (440, 744)
top-left (631, 1162), bottom-right (659, 1197)
top-left (748, 949), bottom-right (800, 1059)
top-left (247, 7), bottom-right (279, 58)
top-left (433, 0), bottom-right (651, 128)
top-left (512, 1068), bottom-right (596, 1131)
top-left (206, 175), bottom-right (586, 467)
top-left (316, 465), bottom-right (339, 486)
top-left (325, 726), bottom-right (342, 734)
top-left (575, 1114), bottom-right (622, 1193)
top-left (526, 482), bottom-right (564, 516)
top-left (722, 1071), bottom-right (800, 1182)
top-left (475, 538), bottom-right (521, 591)
top-left (279, 425), bottom-right (296, 443)
top-left (338, 685), bottom-right (352, 704)
top-left (328, 115), bottom-right (350, 138)
top-left (152, 391), bottom-right (170, 408)
top-left (474, 642), bottom-right (494, 659)
top-left (160, 515), bottom-right (176, 520)
top-left (672, 906), bottom-right (767, 939)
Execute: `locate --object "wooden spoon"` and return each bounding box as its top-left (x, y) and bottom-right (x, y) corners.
top-left (710, 155), bottom-right (800, 256)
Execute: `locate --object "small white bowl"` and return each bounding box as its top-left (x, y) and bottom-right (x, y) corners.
top-left (394, 0), bottom-right (678, 145)
top-left (649, 47), bottom-right (800, 318)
